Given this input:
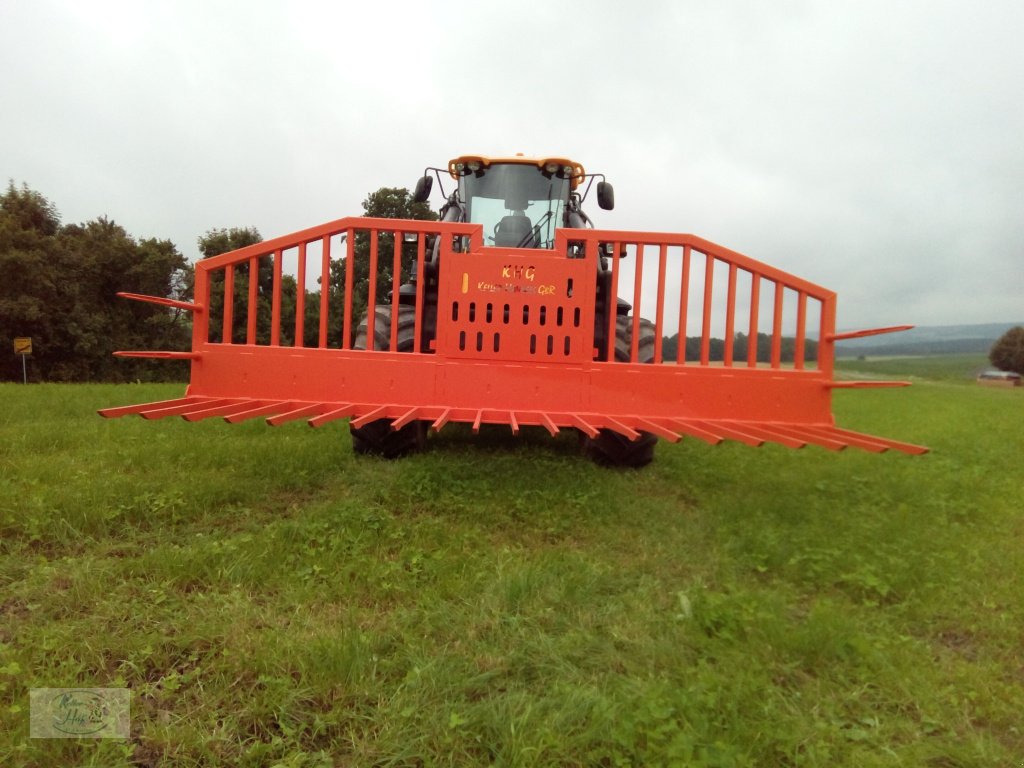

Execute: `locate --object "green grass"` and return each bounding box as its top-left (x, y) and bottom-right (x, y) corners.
top-left (835, 353), bottom-right (991, 383)
top-left (1, 357), bottom-right (1022, 766)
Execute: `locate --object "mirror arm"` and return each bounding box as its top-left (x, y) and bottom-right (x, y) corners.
top-left (579, 173), bottom-right (606, 205)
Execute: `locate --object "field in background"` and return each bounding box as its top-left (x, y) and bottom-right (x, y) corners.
top-left (835, 353), bottom-right (991, 383)
top-left (1, 356), bottom-right (1021, 766)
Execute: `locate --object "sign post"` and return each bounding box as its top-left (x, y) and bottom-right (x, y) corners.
top-left (13, 337), bottom-right (31, 384)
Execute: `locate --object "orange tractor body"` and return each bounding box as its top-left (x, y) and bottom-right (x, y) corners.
top-left (101, 155), bottom-right (926, 463)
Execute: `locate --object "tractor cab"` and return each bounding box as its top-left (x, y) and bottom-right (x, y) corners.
top-left (414, 155), bottom-right (614, 249)
top-left (452, 156), bottom-right (579, 249)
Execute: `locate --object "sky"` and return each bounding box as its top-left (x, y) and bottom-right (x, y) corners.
top-left (1, 0), bottom-right (1021, 329)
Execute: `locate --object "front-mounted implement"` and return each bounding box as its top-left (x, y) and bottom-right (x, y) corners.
top-left (101, 155), bottom-right (927, 465)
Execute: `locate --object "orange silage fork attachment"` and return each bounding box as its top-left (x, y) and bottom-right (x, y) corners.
top-left (101, 217), bottom-right (927, 456)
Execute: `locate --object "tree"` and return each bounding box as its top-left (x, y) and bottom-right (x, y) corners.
top-left (198, 227), bottom-right (264, 344)
top-left (0, 183), bottom-right (62, 380)
top-left (198, 226), bottom-right (263, 260)
top-left (1, 182), bottom-right (60, 235)
top-left (989, 326), bottom-right (1024, 375)
top-left (58, 217), bottom-right (191, 380)
top-left (1, 183), bottom-right (189, 382)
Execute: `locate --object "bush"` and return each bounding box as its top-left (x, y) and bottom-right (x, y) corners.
top-left (989, 326), bottom-right (1024, 375)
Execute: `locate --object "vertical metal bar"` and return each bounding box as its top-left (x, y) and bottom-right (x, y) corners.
top-left (630, 243), bottom-right (644, 362)
top-left (605, 242), bottom-right (620, 361)
top-left (676, 245), bottom-right (691, 364)
top-left (654, 244), bottom-right (667, 364)
top-left (223, 265), bottom-right (234, 344)
top-left (366, 230), bottom-right (379, 351)
top-left (270, 248), bottom-right (282, 346)
top-left (724, 263), bottom-right (737, 366)
top-left (319, 235), bottom-right (330, 348)
top-left (413, 231), bottom-right (426, 354)
top-left (295, 242), bottom-right (306, 347)
top-left (820, 291), bottom-right (837, 379)
top-left (700, 254), bottom-right (714, 365)
top-left (794, 291), bottom-right (807, 370)
top-left (747, 273), bottom-right (760, 367)
top-left (246, 256), bottom-right (258, 345)
top-left (342, 230), bottom-right (355, 349)
top-left (771, 281), bottom-right (784, 368)
top-left (193, 265), bottom-right (209, 351)
top-left (390, 230), bottom-right (402, 351)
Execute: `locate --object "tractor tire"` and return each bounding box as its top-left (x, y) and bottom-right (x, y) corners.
top-left (349, 304), bottom-right (427, 458)
top-left (581, 315), bottom-right (658, 467)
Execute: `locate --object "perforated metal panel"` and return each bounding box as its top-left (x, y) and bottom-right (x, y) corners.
top-left (435, 249), bottom-right (596, 363)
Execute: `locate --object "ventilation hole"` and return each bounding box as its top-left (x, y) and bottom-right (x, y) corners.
top-left (547, 335), bottom-right (554, 355)
top-left (452, 302), bottom-right (459, 321)
top-left (539, 306), bottom-right (547, 326)
top-left (523, 306), bottom-right (530, 324)
top-left (458, 331), bottom-right (466, 351)
top-left (486, 303), bottom-right (493, 323)
top-left (493, 333), bottom-right (500, 352)
top-left (556, 307), bottom-right (564, 327)
top-left (503, 304), bottom-right (510, 324)
top-left (564, 336), bottom-right (571, 356)
top-left (469, 302), bottom-right (476, 322)
top-left (567, 278), bottom-right (574, 297)
top-left (476, 331), bottom-right (483, 352)
top-left (573, 307), bottom-right (581, 327)
top-left (529, 334), bottom-right (537, 354)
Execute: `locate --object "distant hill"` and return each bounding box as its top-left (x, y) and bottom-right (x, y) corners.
top-left (831, 322), bottom-right (1023, 358)
top-left (659, 323), bottom-right (1022, 361)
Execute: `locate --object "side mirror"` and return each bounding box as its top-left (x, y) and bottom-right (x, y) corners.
top-left (413, 175), bottom-right (433, 203)
top-left (597, 180), bottom-right (615, 210)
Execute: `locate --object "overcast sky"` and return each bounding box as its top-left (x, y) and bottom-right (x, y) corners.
top-left (2, 0), bottom-right (1021, 329)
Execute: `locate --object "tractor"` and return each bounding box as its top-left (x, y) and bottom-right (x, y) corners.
top-left (101, 153), bottom-right (927, 465)
top-left (351, 154), bottom-right (661, 464)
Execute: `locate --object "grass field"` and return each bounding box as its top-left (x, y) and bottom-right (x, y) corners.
top-left (835, 354), bottom-right (993, 383)
top-left (1, 355), bottom-right (1022, 766)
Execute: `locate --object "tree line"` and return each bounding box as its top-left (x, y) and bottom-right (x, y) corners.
top-left (661, 333), bottom-right (818, 364)
top-left (1, 183), bottom-right (435, 382)
top-left (1, 183), bottom-right (191, 382)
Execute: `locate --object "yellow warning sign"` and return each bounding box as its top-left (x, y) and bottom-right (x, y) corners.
top-left (13, 337), bottom-right (32, 355)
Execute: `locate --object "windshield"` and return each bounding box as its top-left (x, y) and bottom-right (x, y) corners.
top-left (459, 164), bottom-right (570, 249)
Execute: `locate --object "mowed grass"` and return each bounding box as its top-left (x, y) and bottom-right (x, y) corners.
top-left (0, 359), bottom-right (1022, 766)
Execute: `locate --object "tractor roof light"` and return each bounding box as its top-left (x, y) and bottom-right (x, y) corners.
top-left (448, 155), bottom-right (586, 187)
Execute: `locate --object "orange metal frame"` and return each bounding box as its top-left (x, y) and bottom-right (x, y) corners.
top-left (101, 216), bottom-right (927, 455)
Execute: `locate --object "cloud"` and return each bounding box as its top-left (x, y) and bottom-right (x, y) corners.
top-left (2, 0), bottom-right (1021, 327)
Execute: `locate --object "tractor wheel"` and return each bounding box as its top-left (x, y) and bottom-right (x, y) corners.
top-left (581, 315), bottom-right (658, 467)
top-left (350, 304), bottom-right (427, 458)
